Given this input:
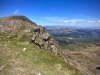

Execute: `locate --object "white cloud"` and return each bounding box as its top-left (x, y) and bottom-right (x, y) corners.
top-left (14, 10), bottom-right (19, 14)
top-left (43, 16), bottom-right (100, 27)
top-left (72, 21), bottom-right (76, 23)
top-left (63, 21), bottom-right (69, 23)
top-left (63, 19), bottom-right (85, 23)
top-left (63, 20), bottom-right (76, 23)
top-left (98, 20), bottom-right (100, 23)
top-left (87, 21), bottom-right (95, 23)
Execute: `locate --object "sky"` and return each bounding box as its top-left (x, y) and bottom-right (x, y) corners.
top-left (0, 0), bottom-right (100, 27)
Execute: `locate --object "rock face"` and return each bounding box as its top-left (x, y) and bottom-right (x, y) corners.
top-left (0, 15), bottom-right (60, 54)
top-left (30, 25), bottom-right (60, 54)
top-left (31, 26), bottom-right (60, 54)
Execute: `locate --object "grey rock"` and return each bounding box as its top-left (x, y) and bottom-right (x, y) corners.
top-left (0, 64), bottom-right (6, 70)
top-left (42, 33), bottom-right (50, 41)
top-left (51, 45), bottom-right (58, 55)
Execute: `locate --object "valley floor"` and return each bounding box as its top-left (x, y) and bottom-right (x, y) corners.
top-left (66, 46), bottom-right (100, 75)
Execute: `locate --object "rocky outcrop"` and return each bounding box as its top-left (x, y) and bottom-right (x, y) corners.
top-left (0, 15), bottom-right (60, 55)
top-left (31, 26), bottom-right (59, 54)
top-left (0, 16), bottom-right (37, 32)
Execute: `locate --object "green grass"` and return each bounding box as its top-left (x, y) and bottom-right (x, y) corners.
top-left (60, 45), bottom-right (74, 50)
top-left (0, 33), bottom-right (83, 75)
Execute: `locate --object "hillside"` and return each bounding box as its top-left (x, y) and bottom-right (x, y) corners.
top-left (0, 35), bottom-right (83, 75)
top-left (46, 26), bottom-right (100, 75)
top-left (0, 16), bottom-right (83, 75)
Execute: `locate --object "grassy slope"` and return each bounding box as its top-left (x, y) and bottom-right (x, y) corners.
top-left (0, 33), bottom-right (83, 75)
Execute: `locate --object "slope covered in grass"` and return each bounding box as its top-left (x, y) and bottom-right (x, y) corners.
top-left (0, 33), bottom-right (83, 75)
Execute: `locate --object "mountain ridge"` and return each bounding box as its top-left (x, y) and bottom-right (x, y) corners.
top-left (0, 15), bottom-right (95, 75)
top-left (0, 15), bottom-right (61, 55)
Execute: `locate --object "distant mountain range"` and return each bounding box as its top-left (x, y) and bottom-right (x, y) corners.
top-left (44, 25), bottom-right (100, 30)
top-left (45, 26), bottom-right (100, 42)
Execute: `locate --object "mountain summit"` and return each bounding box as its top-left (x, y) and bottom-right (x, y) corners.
top-left (0, 15), bottom-right (61, 54)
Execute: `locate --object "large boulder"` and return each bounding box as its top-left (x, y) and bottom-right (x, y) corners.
top-left (31, 25), bottom-right (60, 54)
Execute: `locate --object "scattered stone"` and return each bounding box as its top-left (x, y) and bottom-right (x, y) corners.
top-left (23, 48), bottom-right (26, 52)
top-left (32, 35), bottom-right (36, 41)
top-left (51, 45), bottom-right (58, 55)
top-left (8, 41), bottom-right (10, 42)
top-left (0, 64), bottom-right (6, 70)
top-left (4, 45), bottom-right (6, 47)
top-left (39, 72), bottom-right (41, 75)
top-left (7, 36), bottom-right (10, 39)
top-left (16, 67), bottom-right (24, 71)
top-left (24, 29), bottom-right (30, 33)
top-left (26, 41), bottom-right (29, 44)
